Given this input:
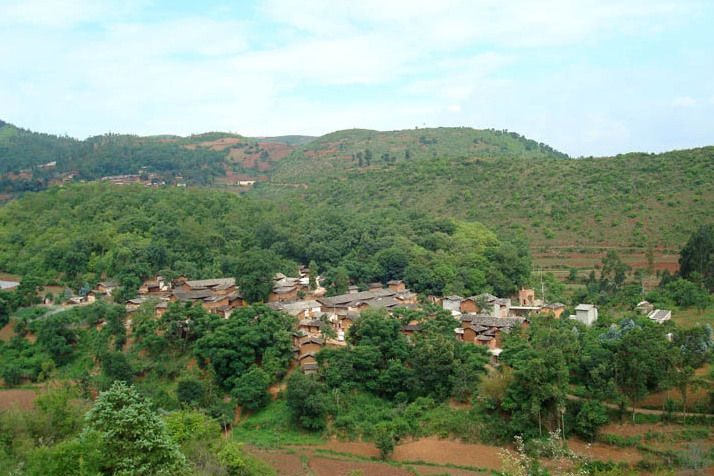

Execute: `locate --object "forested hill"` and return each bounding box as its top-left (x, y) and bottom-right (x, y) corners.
top-left (0, 182), bottom-right (528, 297)
top-left (0, 121), bottom-right (311, 192)
top-left (256, 128), bottom-right (714, 251)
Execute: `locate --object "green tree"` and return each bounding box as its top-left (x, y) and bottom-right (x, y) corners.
top-left (374, 422), bottom-right (396, 459)
top-left (285, 372), bottom-right (330, 431)
top-left (308, 259), bottom-right (318, 290)
top-left (82, 381), bottom-right (188, 475)
top-left (235, 249), bottom-right (287, 303)
top-left (176, 377), bottom-right (206, 407)
top-left (100, 351), bottom-right (134, 384)
top-left (574, 400), bottom-right (609, 441)
top-left (679, 224), bottom-right (714, 291)
top-left (613, 325), bottom-right (674, 421)
top-left (194, 305), bottom-right (293, 390)
top-left (232, 366), bottom-right (271, 412)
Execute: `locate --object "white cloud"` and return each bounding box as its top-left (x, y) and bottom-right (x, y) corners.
top-left (0, 0), bottom-right (142, 28)
top-left (0, 0), bottom-right (710, 156)
top-left (671, 96), bottom-right (697, 107)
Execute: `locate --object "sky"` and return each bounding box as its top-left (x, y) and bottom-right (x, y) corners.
top-left (1, 0), bottom-right (713, 156)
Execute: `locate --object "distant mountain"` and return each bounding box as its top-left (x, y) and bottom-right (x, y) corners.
top-left (1, 120), bottom-right (712, 260)
top-left (255, 127), bottom-right (714, 255)
top-left (0, 122), bottom-right (307, 192)
top-left (252, 135), bottom-right (316, 146)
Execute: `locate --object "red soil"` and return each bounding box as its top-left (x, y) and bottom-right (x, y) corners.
top-left (600, 422), bottom-right (682, 437)
top-left (393, 437), bottom-right (503, 470)
top-left (0, 389), bottom-right (38, 411)
top-left (567, 439), bottom-right (641, 464)
top-left (0, 322), bottom-right (13, 341)
top-left (309, 457), bottom-right (412, 476)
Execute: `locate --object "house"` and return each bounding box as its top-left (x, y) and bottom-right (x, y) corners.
top-left (182, 278), bottom-right (236, 295)
top-left (0, 280), bottom-right (20, 291)
top-left (269, 274), bottom-right (303, 302)
top-left (318, 288), bottom-right (398, 313)
top-left (97, 281), bottom-right (118, 295)
top-left (299, 352), bottom-right (318, 368)
top-left (299, 336), bottom-right (324, 355)
top-left (648, 309), bottom-right (672, 324)
top-left (348, 285), bottom-right (359, 294)
top-left (518, 288), bottom-right (536, 306)
top-left (368, 282), bottom-right (383, 292)
top-left (387, 280), bottom-right (406, 292)
top-left (540, 303), bottom-right (565, 319)
top-left (139, 276), bottom-right (171, 295)
top-left (571, 304), bottom-right (598, 326)
top-left (154, 301), bottom-right (168, 317)
top-left (125, 297), bottom-right (148, 311)
top-left (268, 300), bottom-right (322, 319)
top-left (636, 301), bottom-right (655, 315)
top-left (268, 285), bottom-right (299, 302)
top-left (442, 295), bottom-right (463, 314)
top-left (170, 280), bottom-right (244, 314)
top-left (509, 305), bottom-right (541, 317)
top-left (299, 319), bottom-right (324, 336)
top-left (401, 321), bottom-right (421, 337)
top-left (460, 296), bottom-right (480, 314)
top-left (461, 314), bottom-right (526, 353)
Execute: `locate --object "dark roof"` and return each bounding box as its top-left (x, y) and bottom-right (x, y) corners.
top-left (403, 323), bottom-right (421, 332)
top-left (464, 314), bottom-right (525, 329)
top-left (300, 336), bottom-right (325, 345)
top-left (543, 303), bottom-right (565, 309)
top-left (273, 287), bottom-right (297, 294)
top-left (476, 335), bottom-right (494, 342)
top-left (302, 363), bottom-right (319, 371)
top-left (319, 288), bottom-right (396, 307)
top-left (184, 278), bottom-right (235, 289)
top-left (299, 319), bottom-right (323, 328)
top-left (173, 289), bottom-right (215, 301)
top-left (387, 280), bottom-right (403, 285)
top-left (299, 352), bottom-right (318, 360)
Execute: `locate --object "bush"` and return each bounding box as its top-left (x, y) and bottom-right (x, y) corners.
top-left (232, 367), bottom-right (271, 412)
top-left (176, 377), bottom-right (205, 407)
top-left (574, 400), bottom-right (609, 441)
top-left (217, 441), bottom-right (275, 476)
top-left (285, 372), bottom-right (329, 431)
top-left (373, 422), bottom-right (396, 459)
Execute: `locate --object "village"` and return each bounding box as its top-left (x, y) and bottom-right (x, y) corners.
top-left (40, 266), bottom-right (673, 376)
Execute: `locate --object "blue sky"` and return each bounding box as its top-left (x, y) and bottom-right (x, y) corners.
top-left (1, 0), bottom-right (712, 156)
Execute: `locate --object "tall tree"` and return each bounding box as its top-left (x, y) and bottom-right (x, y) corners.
top-left (82, 381), bottom-right (188, 475)
top-left (680, 224), bottom-right (714, 291)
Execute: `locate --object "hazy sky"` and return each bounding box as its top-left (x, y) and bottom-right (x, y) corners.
top-left (1, 0), bottom-right (713, 156)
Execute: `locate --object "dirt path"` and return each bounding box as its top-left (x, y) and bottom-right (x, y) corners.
top-left (566, 395), bottom-right (714, 418)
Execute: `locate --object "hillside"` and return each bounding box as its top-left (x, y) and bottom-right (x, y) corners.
top-left (0, 121), bottom-right (310, 193)
top-left (255, 128), bottom-right (714, 275)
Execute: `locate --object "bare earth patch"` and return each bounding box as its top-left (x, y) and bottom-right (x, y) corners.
top-left (309, 456), bottom-right (412, 476)
top-left (0, 389), bottom-right (38, 411)
top-left (567, 439), bottom-right (641, 464)
top-left (393, 437), bottom-right (504, 470)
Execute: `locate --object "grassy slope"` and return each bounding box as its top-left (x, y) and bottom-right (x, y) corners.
top-left (256, 127), bottom-right (714, 260)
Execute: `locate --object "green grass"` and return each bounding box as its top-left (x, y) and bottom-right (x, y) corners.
top-left (671, 307), bottom-right (714, 329)
top-left (232, 400), bottom-right (326, 448)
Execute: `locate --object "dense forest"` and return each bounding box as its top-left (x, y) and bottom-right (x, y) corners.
top-left (0, 183), bottom-right (529, 299)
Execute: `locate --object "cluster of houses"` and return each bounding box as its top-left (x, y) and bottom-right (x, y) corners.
top-left (40, 268), bottom-right (615, 375)
top-left (433, 289), bottom-right (599, 360)
top-left (125, 267), bottom-right (327, 319)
